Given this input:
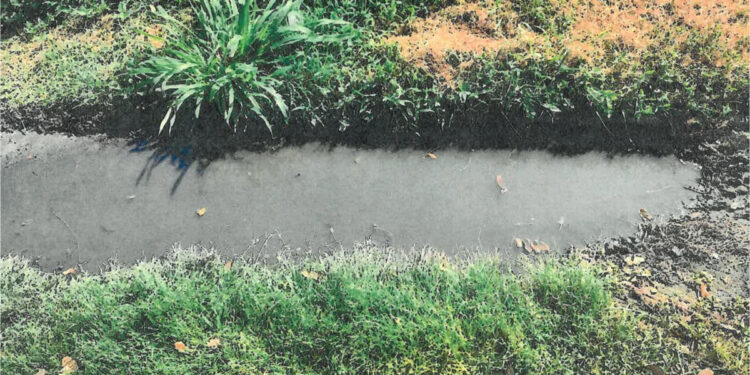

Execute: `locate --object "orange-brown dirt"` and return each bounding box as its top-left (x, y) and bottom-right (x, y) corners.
top-left (384, 0), bottom-right (748, 86)
top-left (384, 2), bottom-right (528, 85)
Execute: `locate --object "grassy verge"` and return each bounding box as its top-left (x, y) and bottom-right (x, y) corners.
top-left (1, 0), bottom-right (747, 137)
top-left (2, 245), bottom-right (680, 374)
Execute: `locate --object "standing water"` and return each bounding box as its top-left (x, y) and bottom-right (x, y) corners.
top-left (1, 132), bottom-right (699, 270)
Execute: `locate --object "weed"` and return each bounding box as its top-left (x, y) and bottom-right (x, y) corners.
top-left (130, 0), bottom-right (354, 134)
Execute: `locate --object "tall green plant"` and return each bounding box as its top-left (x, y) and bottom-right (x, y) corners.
top-left (131, 0), bottom-right (352, 134)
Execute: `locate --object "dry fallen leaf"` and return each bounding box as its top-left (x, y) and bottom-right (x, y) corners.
top-left (174, 341), bottom-right (187, 352)
top-left (514, 238), bottom-right (523, 248)
top-left (531, 241), bottom-right (550, 252)
top-left (674, 299), bottom-right (690, 312)
top-left (642, 293), bottom-right (668, 307)
top-left (495, 175), bottom-right (508, 193)
top-left (196, 208), bottom-right (206, 217)
top-left (523, 240), bottom-right (550, 253)
top-left (206, 338), bottom-right (221, 349)
top-left (34, 369), bottom-right (47, 375)
top-left (640, 208), bottom-right (653, 221)
top-left (426, 153), bottom-right (437, 159)
top-left (62, 268), bottom-right (77, 276)
top-left (61, 356), bottom-right (78, 373)
top-left (688, 212), bottom-right (703, 219)
top-left (625, 255), bottom-right (645, 266)
top-left (224, 261), bottom-right (232, 271)
top-left (26, 154), bottom-right (33, 160)
top-left (301, 270), bottom-right (320, 280)
top-left (697, 369), bottom-right (713, 375)
top-left (699, 283), bottom-right (710, 298)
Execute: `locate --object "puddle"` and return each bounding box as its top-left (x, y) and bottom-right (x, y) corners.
top-left (1, 132), bottom-right (699, 270)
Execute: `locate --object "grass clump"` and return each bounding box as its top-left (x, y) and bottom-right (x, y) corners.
top-left (131, 0), bottom-right (355, 134)
top-left (2, 245), bottom-right (671, 374)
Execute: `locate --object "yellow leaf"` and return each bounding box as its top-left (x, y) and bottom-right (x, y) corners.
top-left (61, 357), bottom-right (78, 373)
top-left (62, 268), bottom-right (77, 276)
top-left (196, 208), bottom-right (206, 217)
top-left (301, 270), bottom-right (320, 280)
top-left (426, 153), bottom-right (437, 159)
top-left (514, 238), bottom-right (523, 248)
top-left (206, 338), bottom-right (221, 349)
top-left (224, 261), bottom-right (232, 271)
top-left (174, 341), bottom-right (187, 352)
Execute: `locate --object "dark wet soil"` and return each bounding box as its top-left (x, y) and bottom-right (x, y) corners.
top-left (581, 130), bottom-right (749, 299)
top-left (568, 129), bottom-right (749, 374)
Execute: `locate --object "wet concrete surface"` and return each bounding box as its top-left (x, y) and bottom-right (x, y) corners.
top-left (1, 132), bottom-right (700, 270)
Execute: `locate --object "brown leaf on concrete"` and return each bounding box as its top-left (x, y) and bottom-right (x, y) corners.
top-left (62, 268), bottom-right (77, 276)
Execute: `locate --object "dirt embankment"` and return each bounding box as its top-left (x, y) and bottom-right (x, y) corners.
top-left (575, 129), bottom-right (748, 373)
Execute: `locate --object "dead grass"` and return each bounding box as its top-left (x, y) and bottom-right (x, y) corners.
top-left (385, 0), bottom-right (749, 87)
top-left (384, 2), bottom-right (534, 85)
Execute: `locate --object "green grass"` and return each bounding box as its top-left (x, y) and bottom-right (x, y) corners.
top-left (1, 245), bottom-right (671, 374)
top-left (1, 0), bottom-right (747, 135)
top-left (130, 0), bottom-right (355, 134)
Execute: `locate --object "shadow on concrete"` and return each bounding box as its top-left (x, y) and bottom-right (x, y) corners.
top-left (2, 96), bottom-right (740, 194)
